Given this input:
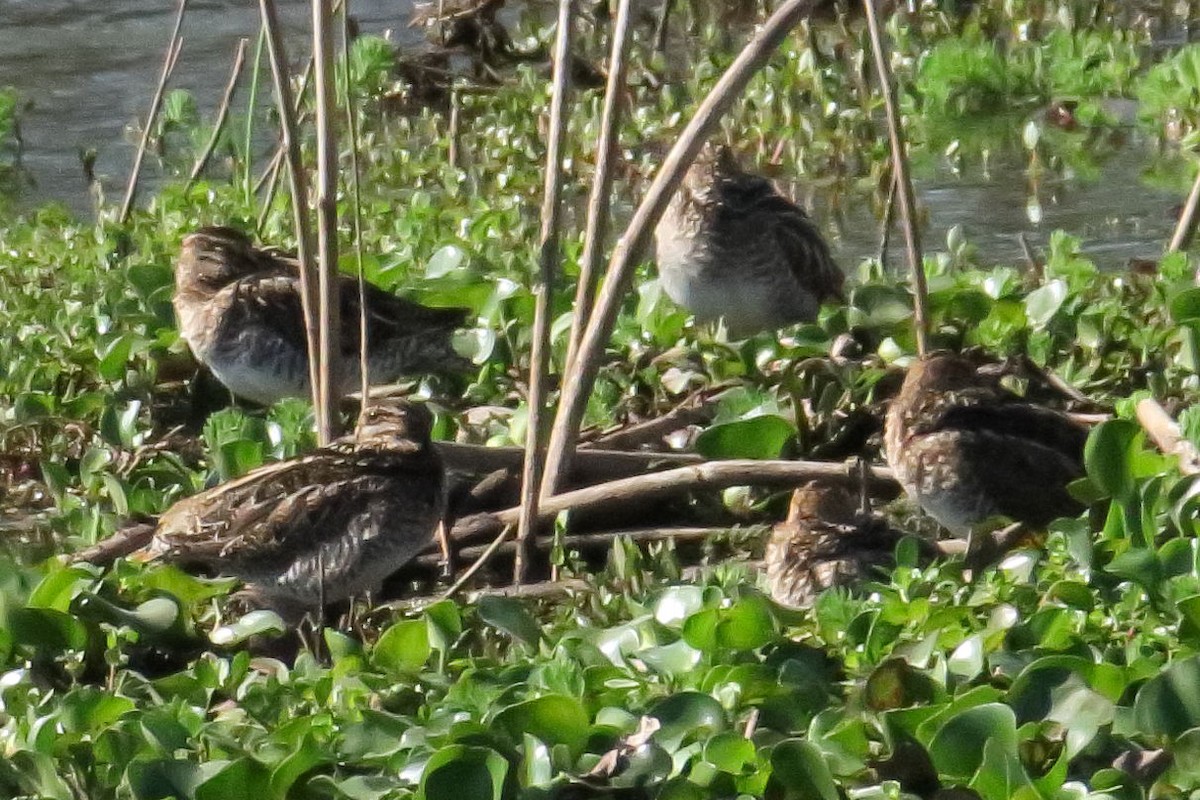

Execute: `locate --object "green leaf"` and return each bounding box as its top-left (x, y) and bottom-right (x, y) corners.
top-left (1084, 420), bottom-right (1143, 502)
top-left (1134, 655), bottom-right (1200, 738)
top-left (493, 695), bottom-right (590, 754)
top-left (195, 757), bottom-right (272, 800)
top-left (1171, 286), bottom-right (1200, 322)
top-left (928, 703), bottom-right (1019, 780)
top-left (477, 595), bottom-right (541, 647)
top-left (716, 593), bottom-right (777, 650)
top-left (374, 619), bottom-right (431, 672)
top-left (7, 607), bottom-right (89, 654)
top-left (209, 610), bottom-right (286, 646)
top-left (1024, 279), bottom-right (1068, 328)
top-left (419, 745), bottom-right (508, 800)
top-left (651, 692), bottom-right (726, 751)
top-left (768, 738), bottom-right (839, 800)
top-left (696, 415), bottom-right (796, 460)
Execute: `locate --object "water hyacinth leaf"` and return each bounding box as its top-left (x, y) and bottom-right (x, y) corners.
top-left (696, 414), bottom-right (796, 460)
top-left (1134, 655), bottom-right (1200, 738)
top-left (194, 757), bottom-right (272, 800)
top-left (1024, 280), bottom-right (1068, 328)
top-left (7, 607), bottom-right (89, 654)
top-left (127, 759), bottom-right (226, 800)
top-left (704, 731), bottom-right (757, 774)
top-left (209, 609), bottom-right (286, 646)
top-left (968, 736), bottom-right (1034, 800)
top-left (493, 695), bottom-right (590, 754)
top-left (1084, 420), bottom-right (1142, 501)
top-left (655, 585), bottom-right (705, 626)
top-left (420, 744), bottom-right (508, 800)
top-left (948, 634), bottom-right (986, 681)
top-left (651, 692), bottom-right (726, 751)
top-left (374, 619), bottom-right (431, 672)
top-left (425, 244), bottom-right (465, 278)
top-left (768, 738), bottom-right (839, 800)
top-left (928, 703), bottom-right (1019, 780)
top-left (716, 593), bottom-right (776, 650)
top-left (1170, 286), bottom-right (1200, 322)
top-left (324, 629), bottom-right (365, 666)
top-left (477, 595), bottom-right (541, 647)
top-left (865, 659), bottom-right (938, 711)
top-left (270, 732), bottom-right (329, 798)
top-left (27, 565), bottom-right (95, 611)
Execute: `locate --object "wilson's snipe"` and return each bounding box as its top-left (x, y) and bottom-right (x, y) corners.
top-left (174, 226), bottom-right (472, 405)
top-left (654, 143), bottom-right (845, 335)
top-left (135, 400), bottom-right (444, 619)
top-left (766, 481), bottom-right (912, 608)
top-left (884, 353), bottom-right (1087, 536)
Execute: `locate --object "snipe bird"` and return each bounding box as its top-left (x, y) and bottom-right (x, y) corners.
top-left (174, 226), bottom-right (472, 405)
top-left (653, 143), bottom-right (845, 336)
top-left (135, 400), bottom-right (444, 619)
top-left (766, 481), bottom-right (913, 608)
top-left (884, 353), bottom-right (1087, 536)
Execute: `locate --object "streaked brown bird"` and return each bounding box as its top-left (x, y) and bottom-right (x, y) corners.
top-left (653, 143), bottom-right (845, 336)
top-left (135, 400), bottom-right (445, 619)
top-left (884, 353), bottom-right (1087, 536)
top-left (766, 481), bottom-right (912, 608)
top-left (173, 226), bottom-right (472, 405)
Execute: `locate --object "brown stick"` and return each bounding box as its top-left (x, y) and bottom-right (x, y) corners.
top-left (448, 85), bottom-right (462, 169)
top-left (583, 390), bottom-right (721, 450)
top-left (313, 0), bottom-right (341, 444)
top-left (1136, 398), bottom-right (1200, 475)
top-left (454, 458), bottom-right (898, 541)
top-left (862, 0), bottom-right (927, 355)
top-left (516, 0), bottom-right (575, 583)
top-left (340, 4), bottom-right (371, 414)
top-left (562, 0), bottom-right (634, 377)
top-left (438, 441), bottom-right (702, 477)
top-left (186, 37), bottom-right (249, 189)
top-left (260, 0), bottom-right (322, 427)
top-left (541, 0), bottom-right (820, 499)
top-left (443, 524), bottom-right (514, 598)
top-left (119, 0), bottom-right (187, 223)
top-left (876, 168), bottom-right (897, 270)
top-left (1170, 164), bottom-right (1200, 254)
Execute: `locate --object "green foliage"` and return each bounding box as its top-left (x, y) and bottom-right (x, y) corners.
top-left (3, 2), bottom-right (1200, 799)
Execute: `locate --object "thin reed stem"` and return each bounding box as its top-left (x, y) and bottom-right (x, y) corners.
top-left (119, 0), bottom-right (187, 223)
top-left (313, 0), bottom-right (342, 444)
top-left (862, 0), bottom-right (927, 354)
top-left (187, 37), bottom-right (249, 190)
top-left (515, 0), bottom-right (576, 584)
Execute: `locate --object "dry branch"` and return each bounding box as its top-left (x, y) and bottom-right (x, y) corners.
top-left (583, 390), bottom-right (721, 450)
top-left (454, 458), bottom-right (898, 542)
top-left (562, 0), bottom-right (635, 376)
top-left (862, 0), bottom-right (927, 355)
top-left (1136, 398), bottom-right (1200, 475)
top-left (1170, 164), bottom-right (1200, 254)
top-left (260, 0), bottom-right (322, 425)
top-left (186, 37), bottom-right (249, 189)
top-left (119, 0), bottom-right (187, 223)
top-left (313, 0), bottom-right (341, 444)
top-left (542, 0), bottom-right (821, 498)
top-left (516, 0), bottom-right (575, 582)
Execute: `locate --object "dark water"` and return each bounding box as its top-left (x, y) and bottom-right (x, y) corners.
top-left (0, 0), bottom-right (420, 216)
top-left (0, 0), bottom-right (1186, 269)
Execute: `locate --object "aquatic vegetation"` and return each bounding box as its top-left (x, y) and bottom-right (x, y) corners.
top-left (3, 1), bottom-right (1200, 798)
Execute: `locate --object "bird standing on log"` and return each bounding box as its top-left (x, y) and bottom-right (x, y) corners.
top-left (884, 352), bottom-right (1087, 537)
top-left (134, 400), bottom-right (445, 620)
top-left (173, 226), bottom-right (472, 405)
top-left (653, 143), bottom-right (845, 336)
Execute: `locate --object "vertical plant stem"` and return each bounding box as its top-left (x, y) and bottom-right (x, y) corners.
top-left (560, 0), bottom-right (634, 384)
top-left (448, 85), bottom-right (461, 169)
top-left (119, 0), bottom-right (187, 224)
top-left (542, 0), bottom-right (818, 497)
top-left (515, 0), bottom-right (575, 584)
top-left (313, 0), bottom-right (342, 444)
top-left (1169, 164), bottom-right (1200, 254)
top-left (341, 1), bottom-right (370, 413)
top-left (187, 37), bottom-right (249, 190)
top-left (862, 0), bottom-right (927, 355)
top-left (259, 0), bottom-right (321, 424)
top-left (242, 28), bottom-right (267, 207)
top-left (876, 167), bottom-right (897, 270)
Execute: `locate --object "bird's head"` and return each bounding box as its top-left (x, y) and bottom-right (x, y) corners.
top-left (177, 226), bottom-right (268, 291)
top-left (681, 141), bottom-right (742, 201)
top-left (353, 400), bottom-right (435, 448)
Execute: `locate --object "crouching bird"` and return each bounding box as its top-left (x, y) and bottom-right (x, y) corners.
top-left (884, 352), bottom-right (1087, 538)
top-left (653, 143), bottom-right (845, 336)
top-left (766, 481), bottom-right (920, 608)
top-left (134, 400), bottom-right (445, 621)
top-left (173, 226), bottom-right (473, 405)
